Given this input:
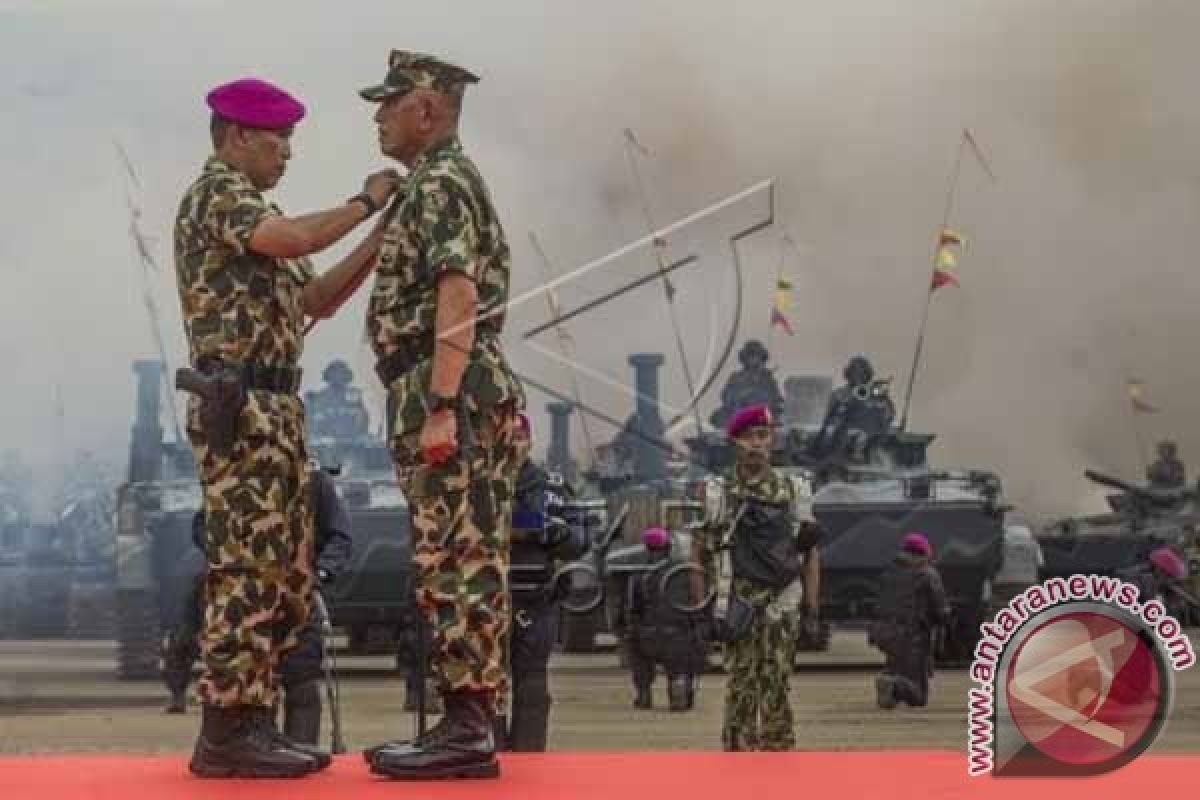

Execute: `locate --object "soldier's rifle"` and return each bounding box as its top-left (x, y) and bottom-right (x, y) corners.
top-left (313, 592), bottom-right (347, 754)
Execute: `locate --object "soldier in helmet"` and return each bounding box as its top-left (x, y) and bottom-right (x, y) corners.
top-left (621, 526), bottom-right (708, 712)
top-left (810, 355), bottom-right (895, 465)
top-left (709, 341), bottom-right (785, 430)
top-left (1146, 441), bottom-right (1186, 490)
top-left (305, 360), bottom-right (370, 440)
top-left (869, 533), bottom-right (949, 710)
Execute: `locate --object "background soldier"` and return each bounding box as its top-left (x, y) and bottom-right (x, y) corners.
top-left (503, 412), bottom-right (587, 751)
top-left (174, 77), bottom-right (398, 778)
top-left (810, 355), bottom-right (895, 466)
top-left (162, 467), bottom-right (352, 747)
top-left (869, 533), bottom-right (949, 710)
top-left (696, 404), bottom-right (822, 751)
top-left (622, 527), bottom-right (707, 712)
top-left (305, 360), bottom-right (370, 439)
top-left (1146, 440), bottom-right (1186, 490)
top-left (709, 341), bottom-right (785, 430)
top-left (359, 51), bottom-right (525, 781)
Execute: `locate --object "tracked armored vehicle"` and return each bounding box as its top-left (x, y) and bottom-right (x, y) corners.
top-left (1039, 470), bottom-right (1199, 623)
top-left (113, 359), bottom-right (414, 678)
top-left (686, 353), bottom-right (1027, 666)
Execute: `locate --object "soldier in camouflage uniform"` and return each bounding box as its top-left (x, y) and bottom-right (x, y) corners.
top-left (695, 404), bottom-right (822, 751)
top-left (174, 77), bottom-right (400, 778)
top-left (357, 51), bottom-right (524, 781)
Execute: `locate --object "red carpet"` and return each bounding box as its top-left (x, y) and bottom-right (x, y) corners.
top-left (0, 751), bottom-right (1193, 798)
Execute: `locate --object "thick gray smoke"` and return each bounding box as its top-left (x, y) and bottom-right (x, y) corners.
top-left (2, 0), bottom-right (1198, 522)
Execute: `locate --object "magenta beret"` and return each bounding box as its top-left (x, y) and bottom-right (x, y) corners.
top-left (1149, 546), bottom-right (1187, 580)
top-left (901, 533), bottom-right (932, 557)
top-left (726, 404), bottom-right (772, 439)
top-left (206, 78), bottom-right (306, 129)
top-left (642, 527), bottom-right (671, 551)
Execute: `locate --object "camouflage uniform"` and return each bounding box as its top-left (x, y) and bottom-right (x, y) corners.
top-left (698, 468), bottom-right (806, 751)
top-left (368, 135), bottom-right (524, 707)
top-left (174, 157), bottom-right (316, 710)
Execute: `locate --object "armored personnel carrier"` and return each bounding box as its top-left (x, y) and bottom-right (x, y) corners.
top-left (113, 359), bottom-right (414, 678)
top-left (685, 355), bottom-right (1024, 666)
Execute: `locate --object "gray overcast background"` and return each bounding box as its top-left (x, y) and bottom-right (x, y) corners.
top-left (3, 0), bottom-right (1199, 521)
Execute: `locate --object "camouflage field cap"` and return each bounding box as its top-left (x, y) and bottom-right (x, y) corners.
top-left (359, 50), bottom-right (479, 102)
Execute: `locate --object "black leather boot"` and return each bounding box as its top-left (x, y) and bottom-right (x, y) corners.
top-left (189, 705), bottom-right (317, 779)
top-left (370, 690), bottom-right (499, 780)
top-left (633, 685), bottom-right (652, 710)
top-left (362, 711), bottom-right (448, 764)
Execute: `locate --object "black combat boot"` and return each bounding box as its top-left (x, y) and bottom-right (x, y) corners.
top-left (721, 727), bottom-right (742, 752)
top-left (165, 689), bottom-right (187, 714)
top-left (189, 705), bottom-right (317, 779)
top-left (362, 709), bottom-right (450, 764)
top-left (257, 702), bottom-right (332, 771)
top-left (370, 690), bottom-right (499, 780)
top-left (633, 685), bottom-right (653, 710)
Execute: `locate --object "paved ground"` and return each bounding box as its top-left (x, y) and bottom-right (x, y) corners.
top-left (2, 632), bottom-right (1198, 754)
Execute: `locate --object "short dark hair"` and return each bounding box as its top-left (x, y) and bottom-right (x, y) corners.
top-left (210, 113), bottom-right (233, 148)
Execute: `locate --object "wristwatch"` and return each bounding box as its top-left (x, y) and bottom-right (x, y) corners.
top-left (429, 393), bottom-right (458, 413)
top-left (348, 191), bottom-right (380, 216)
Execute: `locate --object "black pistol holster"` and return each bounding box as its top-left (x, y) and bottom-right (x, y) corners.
top-left (175, 365), bottom-right (247, 457)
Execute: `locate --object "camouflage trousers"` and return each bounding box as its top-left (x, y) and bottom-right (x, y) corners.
top-left (390, 406), bottom-right (518, 712)
top-left (722, 609), bottom-right (797, 750)
top-left (187, 392), bottom-right (315, 709)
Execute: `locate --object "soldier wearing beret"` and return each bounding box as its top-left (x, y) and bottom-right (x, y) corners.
top-left (174, 76), bottom-right (400, 779)
top-left (868, 533), bottom-right (949, 710)
top-left (357, 51), bottom-right (524, 780)
top-left (694, 404), bottom-right (822, 750)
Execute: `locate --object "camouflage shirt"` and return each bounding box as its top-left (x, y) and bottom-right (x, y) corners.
top-left (699, 466), bottom-right (807, 606)
top-left (367, 136), bottom-right (523, 435)
top-left (174, 157), bottom-right (314, 368)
